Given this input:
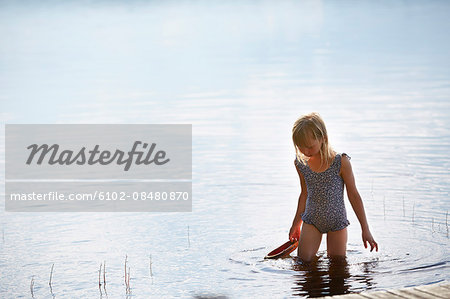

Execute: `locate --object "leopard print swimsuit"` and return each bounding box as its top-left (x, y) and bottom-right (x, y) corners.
top-left (295, 153), bottom-right (350, 234)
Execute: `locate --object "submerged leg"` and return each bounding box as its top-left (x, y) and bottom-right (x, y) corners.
top-left (326, 227), bottom-right (347, 257)
top-left (297, 223), bottom-right (322, 262)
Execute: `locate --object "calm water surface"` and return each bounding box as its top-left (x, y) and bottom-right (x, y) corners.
top-left (1, 1), bottom-right (449, 298)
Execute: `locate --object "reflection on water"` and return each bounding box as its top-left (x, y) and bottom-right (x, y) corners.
top-left (1, 0), bottom-right (450, 298)
top-left (292, 255), bottom-right (352, 297)
top-left (291, 254), bottom-right (382, 297)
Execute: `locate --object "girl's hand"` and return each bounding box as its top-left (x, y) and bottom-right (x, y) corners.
top-left (362, 229), bottom-right (378, 252)
top-left (289, 224), bottom-right (301, 242)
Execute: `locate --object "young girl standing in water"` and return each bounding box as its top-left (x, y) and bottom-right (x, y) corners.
top-left (289, 112), bottom-right (378, 262)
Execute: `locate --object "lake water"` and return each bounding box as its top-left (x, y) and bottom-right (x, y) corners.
top-left (1, 0), bottom-right (449, 298)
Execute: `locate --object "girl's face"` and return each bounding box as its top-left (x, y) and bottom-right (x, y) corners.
top-left (298, 138), bottom-right (321, 157)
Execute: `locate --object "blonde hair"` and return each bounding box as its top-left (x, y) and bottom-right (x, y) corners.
top-left (292, 112), bottom-right (335, 168)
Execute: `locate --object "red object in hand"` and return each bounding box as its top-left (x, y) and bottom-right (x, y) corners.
top-left (264, 240), bottom-right (299, 259)
top-left (289, 223), bottom-right (302, 242)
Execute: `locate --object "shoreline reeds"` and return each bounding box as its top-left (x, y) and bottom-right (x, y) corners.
top-left (125, 255), bottom-right (131, 294)
top-left (30, 276), bottom-right (35, 298)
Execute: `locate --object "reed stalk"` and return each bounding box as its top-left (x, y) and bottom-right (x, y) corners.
top-left (30, 277), bottom-right (35, 298)
top-left (149, 254), bottom-right (153, 277)
top-left (103, 261), bottom-right (106, 287)
top-left (402, 196), bottom-right (405, 217)
top-left (49, 263), bottom-right (54, 287)
top-left (124, 255), bottom-right (131, 294)
top-left (124, 255), bottom-right (128, 289)
top-left (446, 210), bottom-right (448, 236)
top-left (98, 263), bottom-right (102, 287)
top-left (127, 267), bottom-right (131, 294)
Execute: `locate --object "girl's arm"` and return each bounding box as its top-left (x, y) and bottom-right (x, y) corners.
top-left (340, 155), bottom-right (378, 252)
top-left (289, 160), bottom-right (307, 242)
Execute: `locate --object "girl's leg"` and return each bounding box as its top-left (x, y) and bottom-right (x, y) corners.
top-left (326, 227), bottom-right (347, 257)
top-left (297, 223), bottom-right (322, 262)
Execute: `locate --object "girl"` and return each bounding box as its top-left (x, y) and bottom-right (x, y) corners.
top-left (289, 112), bottom-right (378, 262)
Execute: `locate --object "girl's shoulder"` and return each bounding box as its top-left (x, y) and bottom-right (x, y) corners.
top-left (339, 153), bottom-right (351, 167)
top-left (341, 153), bottom-right (351, 160)
top-left (338, 153), bottom-right (352, 175)
top-left (334, 152), bottom-right (350, 159)
top-left (294, 155), bottom-right (307, 169)
top-left (336, 152), bottom-right (350, 162)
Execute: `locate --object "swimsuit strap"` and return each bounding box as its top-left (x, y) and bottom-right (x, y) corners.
top-left (294, 156), bottom-right (306, 170)
top-left (332, 153), bottom-right (341, 172)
